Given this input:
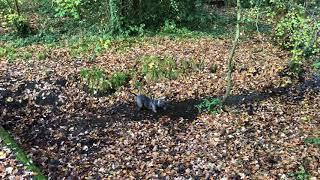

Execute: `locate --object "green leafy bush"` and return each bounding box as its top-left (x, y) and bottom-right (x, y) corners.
top-left (123, 0), bottom-right (205, 29)
top-left (289, 165), bottom-right (311, 180)
top-left (196, 98), bottom-right (222, 114)
top-left (250, 0), bottom-right (320, 76)
top-left (80, 67), bottom-right (112, 95)
top-left (110, 71), bottom-right (130, 89)
top-left (54, 0), bottom-right (82, 19)
top-left (36, 52), bottom-right (47, 61)
top-left (0, 47), bottom-right (8, 58)
top-left (80, 67), bottom-right (130, 95)
top-left (6, 13), bottom-right (31, 37)
top-left (139, 56), bottom-right (179, 82)
top-left (313, 60), bottom-right (320, 73)
top-left (275, 8), bottom-right (319, 61)
top-left (0, 46), bottom-right (17, 61)
top-left (69, 35), bottom-right (111, 58)
top-left (304, 137), bottom-right (320, 145)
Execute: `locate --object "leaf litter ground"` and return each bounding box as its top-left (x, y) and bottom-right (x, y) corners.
top-left (0, 36), bottom-right (319, 179)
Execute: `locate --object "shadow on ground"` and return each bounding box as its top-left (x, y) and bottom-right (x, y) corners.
top-left (100, 74), bottom-right (320, 123)
top-left (1, 72), bottom-right (319, 177)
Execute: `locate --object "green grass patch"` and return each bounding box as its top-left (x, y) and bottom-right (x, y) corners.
top-left (289, 165), bottom-right (311, 180)
top-left (139, 56), bottom-right (179, 82)
top-left (313, 60), bottom-right (320, 73)
top-left (0, 44), bottom-right (49, 62)
top-left (304, 137), bottom-right (320, 145)
top-left (36, 51), bottom-right (47, 61)
top-left (67, 35), bottom-right (112, 58)
top-left (110, 71), bottom-right (131, 89)
top-left (196, 98), bottom-right (222, 114)
top-left (0, 127), bottom-right (46, 180)
top-left (138, 56), bottom-right (207, 82)
top-left (0, 46), bottom-right (16, 59)
top-left (80, 67), bottom-right (130, 96)
top-left (157, 17), bottom-right (233, 39)
top-left (80, 67), bottom-right (112, 95)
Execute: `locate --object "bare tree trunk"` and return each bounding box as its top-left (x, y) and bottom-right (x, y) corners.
top-left (311, 27), bottom-right (320, 47)
top-left (222, 0), bottom-right (241, 103)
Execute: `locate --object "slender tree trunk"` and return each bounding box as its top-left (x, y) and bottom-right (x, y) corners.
top-left (109, 0), bottom-right (121, 33)
top-left (14, 0), bottom-right (20, 15)
top-left (222, 0), bottom-right (241, 103)
top-left (311, 27), bottom-right (320, 47)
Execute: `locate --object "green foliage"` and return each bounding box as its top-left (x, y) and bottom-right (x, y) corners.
top-left (160, 20), bottom-right (191, 35)
top-left (110, 71), bottom-right (130, 89)
top-left (275, 8), bottom-right (319, 61)
top-left (5, 13), bottom-right (31, 37)
top-left (23, 51), bottom-right (32, 60)
top-left (136, 56), bottom-right (205, 83)
top-left (139, 56), bottom-right (179, 82)
top-left (289, 165), bottom-right (311, 180)
top-left (123, 0), bottom-right (205, 29)
top-left (80, 67), bottom-right (112, 95)
top-left (249, 0), bottom-right (320, 76)
top-left (68, 35), bottom-right (112, 58)
top-left (124, 24), bottom-right (145, 36)
top-left (108, 0), bottom-right (122, 34)
top-left (80, 67), bottom-right (129, 95)
top-left (54, 0), bottom-right (82, 19)
top-left (196, 98), bottom-right (222, 114)
top-left (288, 61), bottom-right (304, 77)
top-left (134, 80), bottom-right (143, 90)
top-left (0, 0), bottom-right (12, 14)
top-left (0, 46), bottom-right (12, 58)
top-left (36, 51), bottom-right (46, 60)
top-left (304, 137), bottom-right (320, 145)
top-left (210, 64), bottom-right (218, 73)
top-left (1, 0), bottom-right (233, 47)
top-left (313, 60), bottom-right (320, 72)
top-left (0, 45), bottom-right (17, 61)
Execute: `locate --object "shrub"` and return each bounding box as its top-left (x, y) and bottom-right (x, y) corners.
top-left (80, 67), bottom-right (112, 95)
top-left (6, 14), bottom-right (32, 37)
top-left (313, 60), bottom-right (320, 73)
top-left (139, 56), bottom-right (179, 82)
top-left (196, 98), bottom-right (222, 114)
top-left (274, 9), bottom-right (319, 62)
top-left (304, 137), bottom-right (320, 145)
top-left (123, 0), bottom-right (205, 29)
top-left (251, 0), bottom-right (320, 76)
top-left (110, 71), bottom-right (130, 89)
top-left (80, 67), bottom-right (130, 95)
top-left (69, 35), bottom-right (111, 58)
top-left (36, 52), bottom-right (47, 61)
top-left (54, 0), bottom-right (82, 19)
top-left (289, 165), bottom-right (311, 180)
